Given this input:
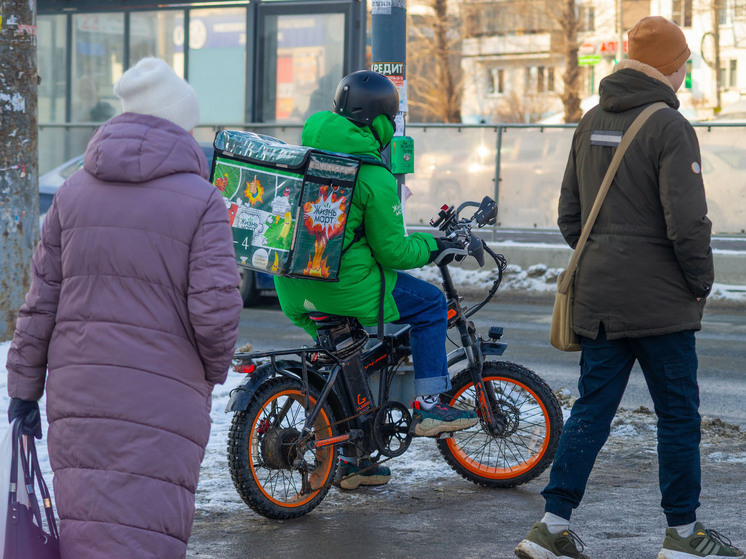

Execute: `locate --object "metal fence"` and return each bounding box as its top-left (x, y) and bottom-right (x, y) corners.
top-left (39, 121), bottom-right (746, 234)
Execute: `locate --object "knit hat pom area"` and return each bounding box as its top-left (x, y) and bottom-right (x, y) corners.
top-left (627, 16), bottom-right (691, 76)
top-left (114, 57), bottom-right (200, 132)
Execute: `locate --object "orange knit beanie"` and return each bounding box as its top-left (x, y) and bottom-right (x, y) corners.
top-left (628, 16), bottom-right (690, 75)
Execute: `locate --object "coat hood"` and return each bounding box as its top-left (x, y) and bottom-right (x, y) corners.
top-left (301, 111), bottom-right (393, 156)
top-left (83, 112), bottom-right (209, 183)
top-left (599, 60), bottom-right (680, 113)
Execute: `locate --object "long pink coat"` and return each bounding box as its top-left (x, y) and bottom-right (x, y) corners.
top-left (6, 113), bottom-right (242, 559)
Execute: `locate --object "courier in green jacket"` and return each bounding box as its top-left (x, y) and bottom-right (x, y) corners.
top-left (274, 71), bottom-right (477, 490)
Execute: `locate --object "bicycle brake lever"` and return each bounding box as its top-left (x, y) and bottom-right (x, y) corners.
top-left (468, 236), bottom-right (485, 267)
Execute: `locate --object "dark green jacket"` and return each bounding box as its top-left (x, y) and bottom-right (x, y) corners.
top-left (558, 60), bottom-right (714, 339)
top-left (274, 111), bottom-right (436, 338)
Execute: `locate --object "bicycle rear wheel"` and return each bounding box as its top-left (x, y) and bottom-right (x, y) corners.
top-left (437, 361), bottom-right (562, 488)
top-left (228, 376), bottom-right (338, 519)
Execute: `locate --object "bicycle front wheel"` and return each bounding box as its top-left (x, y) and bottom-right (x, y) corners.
top-left (438, 361), bottom-right (562, 488)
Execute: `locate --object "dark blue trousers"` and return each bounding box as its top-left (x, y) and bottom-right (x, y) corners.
top-left (542, 327), bottom-right (701, 526)
top-left (391, 272), bottom-right (451, 396)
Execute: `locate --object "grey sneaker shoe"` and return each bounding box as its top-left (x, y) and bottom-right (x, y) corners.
top-left (657, 523), bottom-right (744, 559)
top-left (334, 458), bottom-right (392, 491)
top-left (515, 522), bottom-right (589, 559)
top-left (412, 397), bottom-right (478, 437)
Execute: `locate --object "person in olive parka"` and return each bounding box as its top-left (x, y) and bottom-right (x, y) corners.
top-left (515, 17), bottom-right (743, 559)
top-left (274, 70), bottom-right (477, 490)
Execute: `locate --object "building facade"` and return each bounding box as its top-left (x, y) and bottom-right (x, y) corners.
top-left (458, 0), bottom-right (746, 123)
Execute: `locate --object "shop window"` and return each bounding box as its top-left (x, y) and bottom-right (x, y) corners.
top-left (38, 15), bottom-right (66, 123)
top-left (188, 7), bottom-right (247, 124)
top-left (71, 12), bottom-right (124, 123)
top-left (261, 12), bottom-right (345, 122)
top-left (130, 10), bottom-right (184, 77)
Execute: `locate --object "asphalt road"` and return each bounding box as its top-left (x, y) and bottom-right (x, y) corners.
top-left (186, 296), bottom-right (746, 559)
top-left (233, 294), bottom-right (746, 428)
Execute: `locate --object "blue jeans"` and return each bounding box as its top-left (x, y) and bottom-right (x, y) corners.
top-left (542, 327), bottom-right (701, 527)
top-left (391, 272), bottom-right (451, 397)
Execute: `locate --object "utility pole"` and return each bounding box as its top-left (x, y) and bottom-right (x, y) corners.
top-left (0, 1), bottom-right (39, 340)
top-left (616, 0), bottom-right (624, 63)
top-left (713, 0), bottom-right (722, 113)
top-left (370, 0), bottom-right (414, 203)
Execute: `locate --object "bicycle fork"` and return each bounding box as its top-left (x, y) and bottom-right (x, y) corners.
top-left (442, 268), bottom-right (507, 437)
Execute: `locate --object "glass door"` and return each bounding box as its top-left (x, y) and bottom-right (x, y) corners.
top-left (256, 2), bottom-right (364, 123)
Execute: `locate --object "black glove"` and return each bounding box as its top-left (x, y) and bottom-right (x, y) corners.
top-left (8, 398), bottom-right (42, 439)
top-left (428, 237), bottom-right (465, 265)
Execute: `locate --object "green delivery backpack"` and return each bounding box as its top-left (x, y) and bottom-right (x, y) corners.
top-left (210, 130), bottom-right (364, 281)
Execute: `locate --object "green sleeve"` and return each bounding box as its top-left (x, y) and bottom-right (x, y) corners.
top-left (360, 167), bottom-right (437, 269)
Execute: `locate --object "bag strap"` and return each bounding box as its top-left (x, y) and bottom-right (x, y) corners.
top-left (559, 101), bottom-right (668, 292)
top-left (8, 420), bottom-right (60, 541)
top-left (27, 433), bottom-right (60, 540)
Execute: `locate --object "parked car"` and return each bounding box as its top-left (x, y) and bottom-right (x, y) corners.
top-left (38, 143), bottom-right (276, 307)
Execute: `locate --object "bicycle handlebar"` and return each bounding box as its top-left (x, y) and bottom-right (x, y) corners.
top-left (429, 196), bottom-right (506, 318)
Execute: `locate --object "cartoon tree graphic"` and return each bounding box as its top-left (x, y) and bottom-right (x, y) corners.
top-left (302, 185), bottom-right (347, 278)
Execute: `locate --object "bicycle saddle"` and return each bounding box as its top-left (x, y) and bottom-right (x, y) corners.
top-left (308, 312), bottom-right (358, 328)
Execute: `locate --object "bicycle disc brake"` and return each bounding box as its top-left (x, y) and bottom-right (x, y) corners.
top-left (373, 402), bottom-right (413, 458)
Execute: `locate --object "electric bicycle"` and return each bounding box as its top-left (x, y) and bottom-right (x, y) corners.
top-left (225, 196), bottom-right (563, 519)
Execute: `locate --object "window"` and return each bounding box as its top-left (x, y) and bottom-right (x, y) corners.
top-left (579, 6), bottom-right (595, 33)
top-left (525, 66), bottom-right (532, 93)
top-left (672, 0), bottom-right (693, 28)
top-left (548, 67), bottom-right (555, 92)
top-left (487, 67), bottom-right (504, 95)
top-left (730, 59), bottom-right (738, 89)
top-left (736, 0), bottom-right (746, 18)
top-left (537, 66), bottom-right (545, 93)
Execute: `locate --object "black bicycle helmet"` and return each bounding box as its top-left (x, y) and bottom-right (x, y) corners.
top-left (333, 70), bottom-right (399, 126)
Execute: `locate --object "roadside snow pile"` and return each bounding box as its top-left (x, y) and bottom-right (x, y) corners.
top-left (555, 386), bottom-right (745, 458)
top-left (410, 263), bottom-right (562, 295)
top-left (410, 263), bottom-right (746, 303)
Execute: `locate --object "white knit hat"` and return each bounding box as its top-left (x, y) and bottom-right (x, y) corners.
top-left (114, 57), bottom-right (200, 131)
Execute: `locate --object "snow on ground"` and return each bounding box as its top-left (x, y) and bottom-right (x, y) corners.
top-left (2, 264), bottom-right (745, 515)
top-left (410, 262), bottom-right (746, 303)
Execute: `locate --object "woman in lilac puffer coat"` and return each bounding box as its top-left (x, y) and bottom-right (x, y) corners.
top-left (6, 58), bottom-right (242, 559)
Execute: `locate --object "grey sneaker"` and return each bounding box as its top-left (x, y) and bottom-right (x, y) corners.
top-left (658, 523), bottom-right (744, 559)
top-left (515, 522), bottom-right (589, 559)
top-left (412, 397), bottom-right (478, 437)
top-left (334, 458), bottom-right (392, 491)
